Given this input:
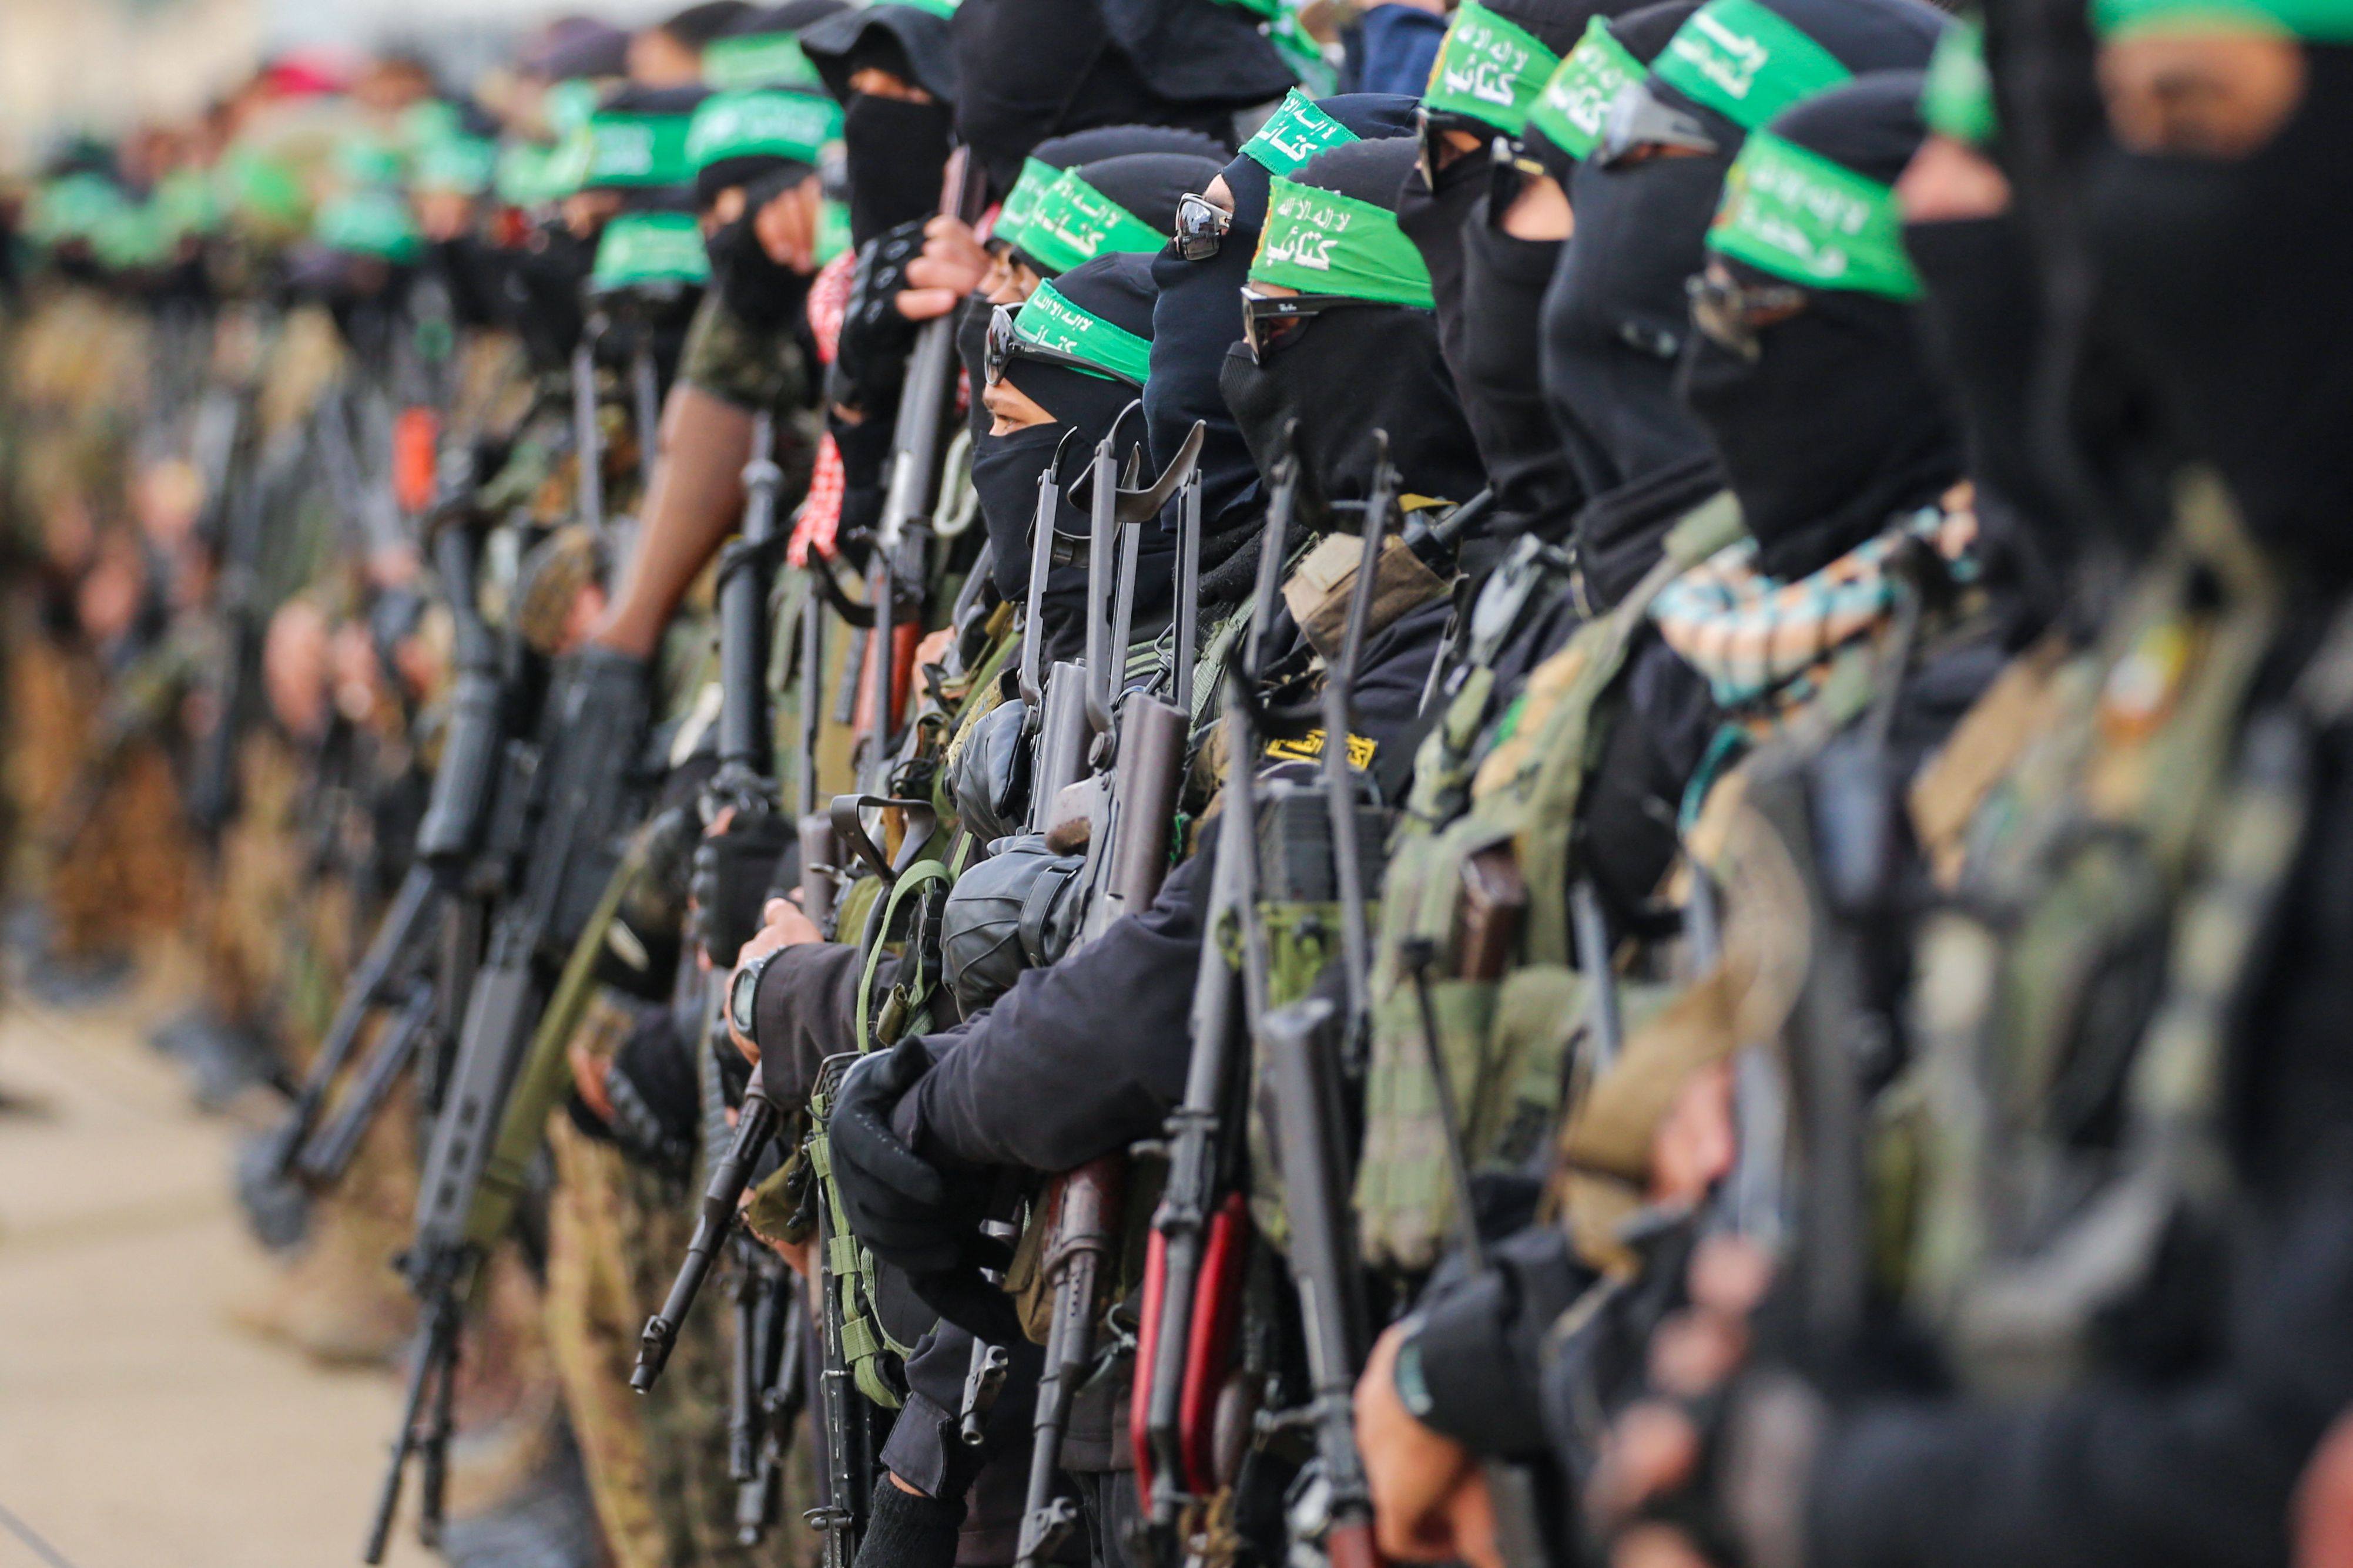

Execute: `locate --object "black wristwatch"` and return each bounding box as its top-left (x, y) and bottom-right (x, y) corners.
top-left (729, 946), bottom-right (783, 1038)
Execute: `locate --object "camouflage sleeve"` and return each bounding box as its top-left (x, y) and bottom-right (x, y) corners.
top-left (677, 288), bottom-right (801, 416)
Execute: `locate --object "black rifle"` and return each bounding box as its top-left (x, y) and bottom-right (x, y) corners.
top-left (1007, 417), bottom-right (1202, 1568)
top-left (185, 380), bottom-right (269, 838)
top-left (1135, 446), bottom-right (1301, 1548)
top-left (858, 150), bottom-right (990, 794)
top-left (266, 518), bottom-right (506, 1187)
top-left (633, 412), bottom-right (795, 1388)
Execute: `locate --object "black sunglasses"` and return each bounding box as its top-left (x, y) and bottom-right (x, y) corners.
top-left (1239, 286), bottom-right (1379, 363)
top-left (1416, 106), bottom-right (1496, 193)
top-left (1597, 80), bottom-right (1721, 167)
top-left (984, 301), bottom-right (1144, 388)
top-left (1174, 192), bottom-right (1231, 261)
top-left (1685, 267), bottom-right (1807, 362)
top-left (1486, 136), bottom-right (1550, 220)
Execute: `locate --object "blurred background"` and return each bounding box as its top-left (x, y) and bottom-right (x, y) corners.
top-left (0, 0), bottom-right (661, 166)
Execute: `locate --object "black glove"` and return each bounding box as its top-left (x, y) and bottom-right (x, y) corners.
top-left (569, 1004), bottom-right (698, 1180)
top-left (833, 219), bottom-right (928, 413)
top-left (692, 805), bottom-right (796, 965)
top-left (829, 1038), bottom-right (971, 1274)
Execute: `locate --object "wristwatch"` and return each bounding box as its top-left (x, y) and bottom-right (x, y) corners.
top-left (728, 946), bottom-right (782, 1039)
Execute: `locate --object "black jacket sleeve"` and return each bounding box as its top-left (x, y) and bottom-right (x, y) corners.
top-left (752, 942), bottom-right (878, 1107)
top-left (894, 826), bottom-right (1216, 1174)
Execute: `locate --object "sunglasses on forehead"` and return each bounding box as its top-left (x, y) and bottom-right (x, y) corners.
top-left (1596, 80), bottom-right (1722, 167)
top-left (984, 302), bottom-right (1145, 389)
top-left (1238, 286), bottom-right (1380, 363)
top-left (1685, 267), bottom-right (1808, 362)
top-left (1174, 192), bottom-right (1231, 261)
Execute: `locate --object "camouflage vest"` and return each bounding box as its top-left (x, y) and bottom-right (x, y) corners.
top-left (1886, 472), bottom-right (2345, 1394)
top-left (1358, 497), bottom-right (1744, 1271)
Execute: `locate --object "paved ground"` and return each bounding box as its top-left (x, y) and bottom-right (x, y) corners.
top-left (0, 991), bottom-right (435, 1568)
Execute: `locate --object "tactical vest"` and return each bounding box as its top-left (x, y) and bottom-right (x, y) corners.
top-left (1889, 473), bottom-right (2343, 1395)
top-left (1358, 498), bottom-right (1744, 1272)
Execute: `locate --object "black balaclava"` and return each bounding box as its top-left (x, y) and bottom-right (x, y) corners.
top-left (1396, 151), bottom-right (1488, 373)
top-left (1219, 137), bottom-right (1486, 540)
top-left (1454, 2), bottom-right (1697, 543)
top-left (970, 253), bottom-right (1171, 648)
top-left (1544, 148), bottom-right (1734, 497)
top-left (1147, 95), bottom-right (1421, 602)
top-left (802, 6), bottom-right (958, 246)
top-left (1680, 73), bottom-right (1963, 580)
top-left (843, 92), bottom-right (956, 247)
top-left (2085, 45), bottom-right (2353, 582)
top-left (952, 0), bottom-right (1243, 194)
top-left (1543, 0), bottom-right (1941, 499)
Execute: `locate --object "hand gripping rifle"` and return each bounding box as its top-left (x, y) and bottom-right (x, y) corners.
top-left (184, 378), bottom-right (269, 839)
top-left (860, 150), bottom-right (991, 795)
top-left (1008, 413), bottom-right (1204, 1568)
top-left (1132, 442), bottom-right (1302, 1553)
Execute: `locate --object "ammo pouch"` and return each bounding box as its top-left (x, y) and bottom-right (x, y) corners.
top-left (1895, 492), bottom-right (2320, 1395)
top-left (1357, 498), bottom-right (1743, 1272)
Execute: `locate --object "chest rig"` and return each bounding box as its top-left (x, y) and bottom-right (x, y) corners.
top-left (1894, 474), bottom-right (2350, 1394)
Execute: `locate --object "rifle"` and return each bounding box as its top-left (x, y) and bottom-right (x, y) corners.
top-left (1245, 442), bottom-right (1402, 1568)
top-left (858, 150), bottom-right (990, 794)
top-left (264, 518), bottom-right (506, 1187)
top-left (634, 411), bottom-right (796, 1388)
top-left (1008, 415), bottom-right (1202, 1568)
top-left (367, 497), bottom-right (649, 1557)
top-left (1134, 446), bottom-right (1302, 1548)
top-left (185, 378), bottom-right (267, 838)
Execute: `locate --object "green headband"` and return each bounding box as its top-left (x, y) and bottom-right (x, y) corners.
top-left (1654, 0), bottom-right (1853, 130)
top-left (1013, 278), bottom-right (1153, 384)
top-left (1251, 176), bottom-right (1435, 307)
top-left (703, 32), bottom-right (823, 90)
top-left (1423, 0), bottom-right (1564, 133)
top-left (497, 142), bottom-right (562, 206)
top-left (1920, 18), bottom-right (1996, 146)
top-left (545, 79), bottom-right (602, 137)
top-left (314, 189), bottom-right (424, 264)
top-left (557, 111), bottom-right (698, 192)
top-left (592, 210), bottom-right (712, 289)
top-left (896, 0), bottom-right (959, 16)
top-left (92, 203), bottom-right (172, 270)
top-left (221, 152), bottom-right (309, 231)
top-left (1708, 129), bottom-right (1919, 298)
top-left (817, 198), bottom-right (853, 263)
top-left (688, 90), bottom-right (841, 172)
top-left (153, 169), bottom-right (222, 240)
top-left (32, 173), bottom-right (128, 244)
top-left (1527, 16), bottom-right (1645, 161)
top-left (2093, 0), bottom-right (2353, 37)
top-left (994, 156), bottom-right (1058, 246)
top-left (417, 135), bottom-right (500, 196)
top-left (1015, 167), bottom-right (1165, 275)
top-left (1242, 88), bottom-right (1363, 175)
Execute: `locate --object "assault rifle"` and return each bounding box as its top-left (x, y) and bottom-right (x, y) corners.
top-left (265, 516), bottom-right (507, 1187)
top-left (1134, 444), bottom-right (1303, 1552)
top-left (185, 375), bottom-right (271, 838)
top-left (1008, 411), bottom-right (1202, 1568)
top-left (858, 150), bottom-right (990, 794)
top-left (366, 359), bottom-right (654, 1555)
top-left (633, 411), bottom-right (796, 1389)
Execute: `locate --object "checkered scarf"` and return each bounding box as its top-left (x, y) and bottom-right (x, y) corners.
top-left (1650, 489), bottom-right (1979, 711)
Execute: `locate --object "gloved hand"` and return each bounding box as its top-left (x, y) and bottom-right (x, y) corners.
top-left (827, 1037), bottom-right (973, 1275)
top-left (692, 806), bottom-right (796, 965)
top-left (833, 218), bottom-right (929, 414)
